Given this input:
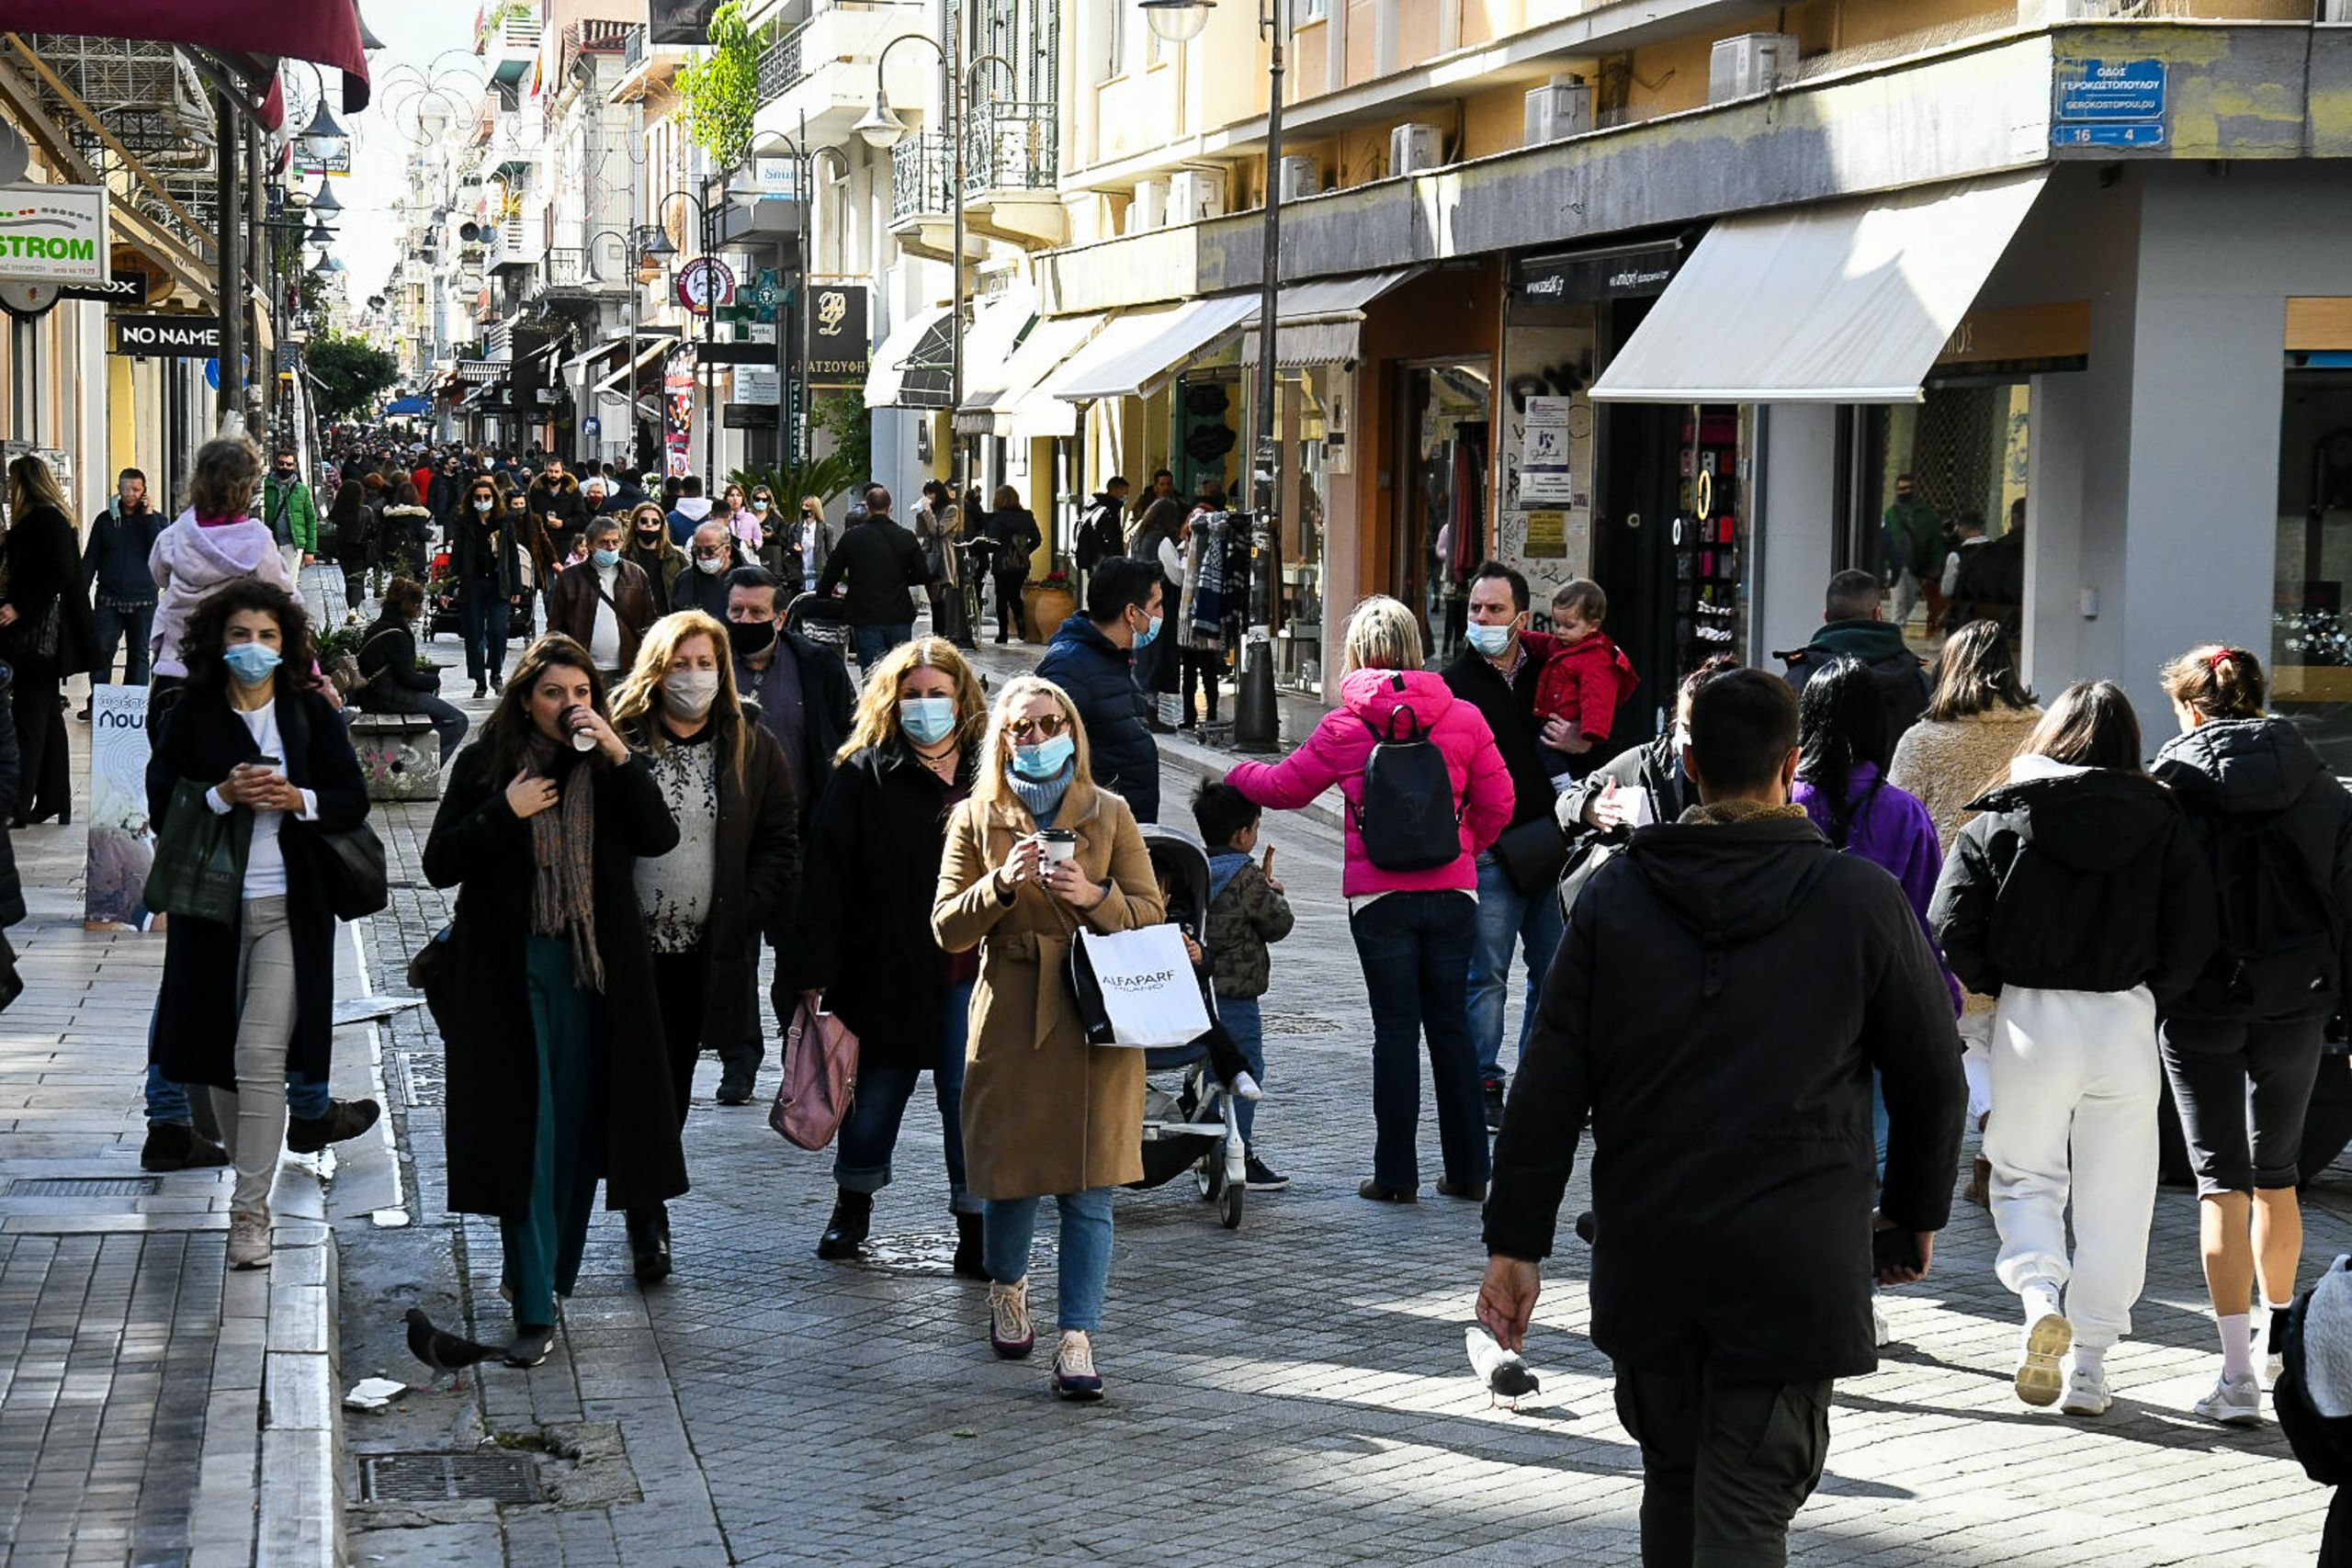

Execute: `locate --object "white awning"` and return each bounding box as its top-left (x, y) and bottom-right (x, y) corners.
top-left (561, 339), bottom-right (623, 378)
top-left (1589, 172), bottom-right (2049, 404)
top-left (956, 285), bottom-right (1038, 412)
top-left (591, 337), bottom-right (674, 400)
top-left (961, 311), bottom-right (1107, 438)
top-left (1238, 268), bottom-right (1425, 367)
top-left (1045, 294), bottom-right (1261, 403)
top-left (863, 302), bottom-right (955, 410)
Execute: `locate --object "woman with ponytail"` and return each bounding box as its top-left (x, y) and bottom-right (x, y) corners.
top-left (2154, 643), bottom-right (2352, 1427)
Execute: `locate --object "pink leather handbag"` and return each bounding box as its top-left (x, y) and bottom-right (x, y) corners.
top-left (770, 998), bottom-right (858, 1151)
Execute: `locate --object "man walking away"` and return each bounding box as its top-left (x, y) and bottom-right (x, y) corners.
top-left (1442, 561), bottom-right (1564, 1130)
top-left (667, 475), bottom-right (714, 547)
top-left (1036, 556), bottom-right (1162, 823)
top-left (1779, 570), bottom-right (1932, 745)
top-left (815, 486), bottom-right (929, 672)
top-left (1881, 473), bottom-right (1941, 631)
top-left (263, 449), bottom-right (319, 582)
top-left (1075, 477), bottom-right (1130, 591)
top-left (1480, 668), bottom-right (1963, 1567)
top-left (83, 468), bottom-right (166, 706)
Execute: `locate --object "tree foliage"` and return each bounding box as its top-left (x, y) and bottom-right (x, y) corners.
top-left (675, 2), bottom-right (762, 172)
top-left (731, 453), bottom-right (859, 510)
top-left (306, 331), bottom-right (401, 423)
top-left (812, 389), bottom-right (871, 483)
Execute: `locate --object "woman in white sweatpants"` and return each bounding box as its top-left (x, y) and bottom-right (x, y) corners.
top-left (1928, 681), bottom-right (2217, 1417)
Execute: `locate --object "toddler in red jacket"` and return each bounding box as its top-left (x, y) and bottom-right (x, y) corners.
top-left (1536, 579), bottom-right (1639, 778)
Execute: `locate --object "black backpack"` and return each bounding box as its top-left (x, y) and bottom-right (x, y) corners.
top-left (2192, 807), bottom-right (2343, 1017)
top-left (1353, 693), bottom-right (1463, 873)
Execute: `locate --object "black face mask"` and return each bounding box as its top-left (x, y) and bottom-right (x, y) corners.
top-left (636, 525), bottom-right (661, 540)
top-left (726, 617), bottom-right (777, 660)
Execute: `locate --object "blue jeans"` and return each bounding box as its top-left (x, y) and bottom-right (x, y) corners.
top-left (833, 981), bottom-right (977, 1213)
top-left (983, 1188), bottom-right (1114, 1332)
top-left (852, 622), bottom-right (912, 671)
top-left (147, 1053), bottom-right (328, 1124)
top-left (92, 601), bottom-right (154, 686)
top-left (1467, 852), bottom-right (1566, 1082)
top-left (1222, 995), bottom-right (1266, 1145)
top-left (1349, 890), bottom-right (1490, 1191)
top-left (460, 581), bottom-right (509, 682)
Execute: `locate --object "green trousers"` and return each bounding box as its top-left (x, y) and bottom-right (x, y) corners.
top-left (501, 936), bottom-right (605, 1329)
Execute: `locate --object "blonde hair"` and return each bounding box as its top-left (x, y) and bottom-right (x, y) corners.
top-left (837, 636), bottom-right (987, 762)
top-left (5, 455), bottom-right (69, 525)
top-left (1341, 595), bottom-right (1424, 676)
top-left (610, 611), bottom-right (752, 787)
top-left (969, 675), bottom-right (1095, 813)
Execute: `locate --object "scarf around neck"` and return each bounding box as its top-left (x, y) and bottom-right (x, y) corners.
top-left (524, 734), bottom-right (604, 992)
top-left (1009, 761), bottom-right (1074, 825)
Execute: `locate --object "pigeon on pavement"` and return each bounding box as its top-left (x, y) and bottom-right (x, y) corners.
top-left (1465, 1325), bottom-right (1543, 1411)
top-left (404, 1307), bottom-right (500, 1392)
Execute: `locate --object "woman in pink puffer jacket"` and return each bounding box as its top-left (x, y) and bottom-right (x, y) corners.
top-left (1227, 595), bottom-right (1511, 1204)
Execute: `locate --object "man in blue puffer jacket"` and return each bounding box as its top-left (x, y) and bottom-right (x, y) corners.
top-left (1036, 556), bottom-right (1162, 823)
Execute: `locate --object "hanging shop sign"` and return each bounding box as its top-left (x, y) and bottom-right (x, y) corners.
top-left (649, 0), bottom-right (720, 45)
top-left (62, 270), bottom-right (149, 307)
top-left (0, 185), bottom-right (108, 286)
top-left (110, 313), bottom-right (220, 356)
top-left (806, 283), bottom-right (870, 389)
top-left (676, 257), bottom-right (737, 315)
top-left (663, 352), bottom-right (696, 479)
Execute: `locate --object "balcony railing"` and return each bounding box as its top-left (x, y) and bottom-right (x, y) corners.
top-left (544, 248), bottom-right (586, 288)
top-left (967, 102), bottom-right (1058, 193)
top-left (756, 25), bottom-right (806, 102)
top-left (623, 24), bottom-right (647, 71)
top-left (890, 133), bottom-right (953, 223)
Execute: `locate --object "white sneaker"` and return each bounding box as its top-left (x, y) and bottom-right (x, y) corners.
top-left (2015, 1309), bottom-right (2073, 1408)
top-left (987, 1279), bottom-right (1034, 1359)
top-left (2059, 1358), bottom-right (2110, 1417)
top-left (1871, 1299), bottom-right (1891, 1348)
top-left (226, 1210), bottom-right (272, 1270)
top-left (1051, 1330), bottom-right (1103, 1401)
top-left (2194, 1373), bottom-right (2264, 1427)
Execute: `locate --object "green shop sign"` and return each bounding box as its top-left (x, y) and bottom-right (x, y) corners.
top-left (0, 186), bottom-right (109, 287)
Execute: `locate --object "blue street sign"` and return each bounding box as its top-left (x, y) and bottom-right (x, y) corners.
top-left (2053, 59), bottom-right (2166, 149)
top-left (2055, 123), bottom-right (2167, 148)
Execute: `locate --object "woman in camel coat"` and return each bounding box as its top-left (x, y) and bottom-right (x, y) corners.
top-left (933, 673), bottom-right (1162, 1404)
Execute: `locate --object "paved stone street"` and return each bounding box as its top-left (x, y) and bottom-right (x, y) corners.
top-left (331, 635), bottom-right (2349, 1568)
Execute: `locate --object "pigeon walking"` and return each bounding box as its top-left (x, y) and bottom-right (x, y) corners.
top-left (1465, 1325), bottom-right (1543, 1411)
top-left (404, 1307), bottom-right (500, 1393)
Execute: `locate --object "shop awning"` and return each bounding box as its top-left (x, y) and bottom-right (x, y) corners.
top-left (590, 337), bottom-right (673, 400)
top-left (1238, 269), bottom-right (1424, 368)
top-left (6, 0), bottom-right (375, 110)
top-left (1046, 294), bottom-right (1262, 404)
top-left (864, 303), bottom-right (955, 411)
top-left (451, 359), bottom-right (505, 384)
top-left (1589, 172), bottom-right (2049, 405)
top-left (960, 311), bottom-right (1106, 438)
top-left (383, 396), bottom-right (431, 415)
top-left (956, 287), bottom-right (1037, 412)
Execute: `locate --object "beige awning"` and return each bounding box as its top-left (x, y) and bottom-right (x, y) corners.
top-left (961, 310), bottom-right (1106, 438)
top-left (1045, 294), bottom-right (1261, 403)
top-left (1237, 269), bottom-right (1424, 368)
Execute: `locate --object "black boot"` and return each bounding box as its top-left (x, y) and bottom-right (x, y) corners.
top-left (627, 1204), bottom-right (673, 1285)
top-left (815, 1190), bottom-right (872, 1260)
top-left (952, 1210), bottom-right (986, 1280)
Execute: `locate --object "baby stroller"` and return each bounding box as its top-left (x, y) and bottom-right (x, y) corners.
top-left (786, 591), bottom-right (854, 663)
top-left (1126, 825), bottom-right (1252, 1229)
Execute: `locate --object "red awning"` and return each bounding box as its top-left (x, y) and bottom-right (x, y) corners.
top-left (2, 1), bottom-right (373, 110)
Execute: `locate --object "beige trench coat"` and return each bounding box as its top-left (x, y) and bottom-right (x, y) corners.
top-left (933, 778), bottom-right (1165, 1200)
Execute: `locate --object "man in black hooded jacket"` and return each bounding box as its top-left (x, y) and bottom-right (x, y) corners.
top-left (1480, 669), bottom-right (1963, 1565)
top-left (1779, 570), bottom-right (1931, 743)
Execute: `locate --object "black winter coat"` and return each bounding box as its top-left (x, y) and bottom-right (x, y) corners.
top-left (1487, 809), bottom-right (1964, 1382)
top-left (2152, 716), bottom-right (2352, 1022)
top-left (621, 709), bottom-right (799, 1047)
top-left (148, 684), bottom-right (368, 1090)
top-left (423, 741), bottom-right (685, 1220)
top-left (1036, 615), bottom-right (1158, 823)
top-left (1928, 763), bottom-right (2217, 1005)
top-left (815, 515), bottom-right (927, 626)
top-left (790, 739), bottom-right (977, 1070)
top-left (1, 504), bottom-right (96, 676)
top-left (1555, 733), bottom-right (1698, 841)
top-left (981, 508), bottom-right (1042, 576)
top-left (1781, 620), bottom-right (1930, 745)
top-left (1443, 633), bottom-right (1561, 830)
top-left (1074, 493), bottom-right (1126, 570)
top-left (0, 666), bottom-right (24, 926)
top-left (352, 614), bottom-right (439, 711)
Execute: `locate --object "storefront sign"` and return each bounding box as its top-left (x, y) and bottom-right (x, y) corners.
top-left (2053, 59), bottom-right (2167, 149)
top-left (1523, 510), bottom-right (1566, 559)
top-left (85, 683), bottom-right (156, 931)
top-left (0, 185), bottom-right (108, 286)
top-left (723, 402), bottom-right (778, 430)
top-left (676, 257), bottom-right (736, 315)
top-left (59, 270), bottom-right (148, 306)
top-left (111, 314), bottom-right (220, 356)
top-left (733, 365), bottom-right (780, 405)
top-left (1936, 301), bottom-right (2090, 367)
top-left (662, 352), bottom-right (696, 479)
top-left (1521, 396), bottom-right (1576, 504)
top-left (649, 0), bottom-right (720, 45)
top-left (1514, 241), bottom-right (1682, 304)
top-left (806, 284), bottom-right (870, 389)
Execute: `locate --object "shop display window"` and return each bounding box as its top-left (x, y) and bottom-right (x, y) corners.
top-left (1397, 360), bottom-right (1493, 667)
top-left (2272, 370), bottom-right (2352, 770)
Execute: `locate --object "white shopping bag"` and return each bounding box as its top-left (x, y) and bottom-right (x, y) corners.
top-left (1074, 925), bottom-right (1212, 1048)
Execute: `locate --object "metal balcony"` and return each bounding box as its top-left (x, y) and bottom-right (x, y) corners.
top-left (757, 26), bottom-right (805, 102)
top-left (890, 134), bottom-right (953, 225)
top-left (967, 102), bottom-right (1058, 193)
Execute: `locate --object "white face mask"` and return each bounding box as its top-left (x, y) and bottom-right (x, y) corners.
top-left (695, 554), bottom-right (728, 576)
top-left (473, 497), bottom-right (493, 513)
top-left (662, 669), bottom-right (720, 719)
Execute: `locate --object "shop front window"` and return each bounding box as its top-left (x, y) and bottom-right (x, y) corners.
top-left (1397, 360), bottom-right (1492, 666)
top-left (1273, 365), bottom-right (1332, 697)
top-left (2272, 370), bottom-right (2352, 771)
top-left (1672, 407), bottom-right (1747, 675)
top-left (1849, 383), bottom-right (2031, 653)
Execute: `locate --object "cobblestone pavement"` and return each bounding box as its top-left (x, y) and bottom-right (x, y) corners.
top-left (339, 630), bottom-right (2349, 1566)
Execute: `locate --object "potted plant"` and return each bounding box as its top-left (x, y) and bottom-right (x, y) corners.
top-left (1023, 559), bottom-right (1078, 645)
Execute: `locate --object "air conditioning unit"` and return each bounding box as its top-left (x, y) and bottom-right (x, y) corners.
top-left (1126, 178), bottom-right (1166, 234)
top-left (1523, 74), bottom-right (1593, 146)
top-left (1167, 169), bottom-right (1227, 225)
top-left (1389, 123), bottom-right (1443, 177)
top-left (1277, 155), bottom-right (1321, 204)
top-left (1708, 32), bottom-right (1799, 102)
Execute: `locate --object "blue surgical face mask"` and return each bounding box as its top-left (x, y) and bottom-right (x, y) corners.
top-left (1133, 611), bottom-right (1162, 649)
top-left (1010, 732), bottom-right (1075, 780)
top-left (900, 695), bottom-right (956, 746)
top-left (1464, 621), bottom-right (1516, 658)
top-left (223, 642), bottom-right (283, 686)
top-left (591, 547), bottom-right (620, 570)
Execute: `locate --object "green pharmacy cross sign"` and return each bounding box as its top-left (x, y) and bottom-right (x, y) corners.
top-left (716, 269), bottom-right (790, 325)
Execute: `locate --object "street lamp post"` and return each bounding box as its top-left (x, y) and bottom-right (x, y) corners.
top-left (643, 188), bottom-right (718, 487)
top-left (853, 37), bottom-right (1017, 514)
top-left (763, 120), bottom-right (852, 468)
top-left (1144, 0), bottom-right (1283, 749)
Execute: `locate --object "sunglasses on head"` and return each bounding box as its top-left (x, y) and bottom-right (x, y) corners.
top-left (1006, 713), bottom-right (1069, 741)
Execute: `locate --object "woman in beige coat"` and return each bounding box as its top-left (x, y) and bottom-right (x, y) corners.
top-left (1889, 617), bottom-right (2042, 1202)
top-left (933, 674), bottom-right (1163, 1402)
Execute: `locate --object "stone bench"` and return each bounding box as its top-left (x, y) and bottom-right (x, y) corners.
top-left (347, 711), bottom-right (443, 803)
